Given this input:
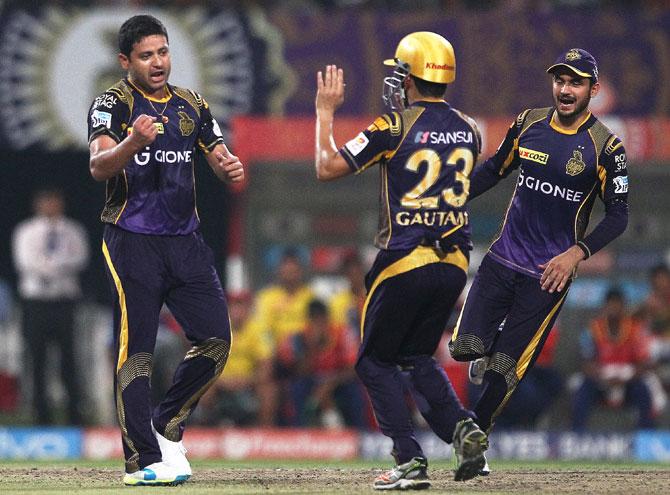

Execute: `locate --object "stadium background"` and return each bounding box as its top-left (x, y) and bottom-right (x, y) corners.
top-left (0, 0), bottom-right (669, 464)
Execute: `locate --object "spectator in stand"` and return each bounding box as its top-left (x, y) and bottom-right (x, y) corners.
top-left (276, 299), bottom-right (366, 428)
top-left (636, 264), bottom-right (670, 385)
top-left (329, 252), bottom-right (367, 338)
top-left (253, 248), bottom-right (315, 346)
top-left (198, 291), bottom-right (277, 426)
top-left (572, 288), bottom-right (656, 431)
top-left (468, 324), bottom-right (563, 428)
top-left (11, 187), bottom-right (89, 425)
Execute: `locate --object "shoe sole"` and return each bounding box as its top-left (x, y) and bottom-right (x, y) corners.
top-left (454, 429), bottom-right (488, 482)
top-left (123, 474), bottom-right (190, 486)
top-left (373, 479), bottom-right (431, 490)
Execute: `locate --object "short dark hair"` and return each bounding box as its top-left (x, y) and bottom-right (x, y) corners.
top-left (118, 15), bottom-right (168, 57)
top-left (411, 75), bottom-right (447, 98)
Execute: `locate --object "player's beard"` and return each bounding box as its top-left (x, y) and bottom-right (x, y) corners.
top-left (555, 92), bottom-right (591, 120)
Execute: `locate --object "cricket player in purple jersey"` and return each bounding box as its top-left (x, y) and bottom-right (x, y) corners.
top-left (316, 32), bottom-right (489, 489)
top-left (450, 48), bottom-right (629, 473)
top-left (87, 15), bottom-right (243, 486)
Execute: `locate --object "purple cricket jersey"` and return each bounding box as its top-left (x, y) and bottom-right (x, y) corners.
top-left (339, 101), bottom-right (481, 250)
top-left (473, 107), bottom-right (629, 278)
top-left (87, 79), bottom-right (224, 235)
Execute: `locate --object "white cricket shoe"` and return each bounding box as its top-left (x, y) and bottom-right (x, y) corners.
top-left (123, 461), bottom-right (188, 486)
top-left (152, 422), bottom-right (192, 477)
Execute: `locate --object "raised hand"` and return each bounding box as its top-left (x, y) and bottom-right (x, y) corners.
top-left (129, 114), bottom-right (159, 147)
top-left (316, 64), bottom-right (345, 116)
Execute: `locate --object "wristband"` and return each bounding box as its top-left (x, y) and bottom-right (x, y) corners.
top-left (576, 241), bottom-right (591, 260)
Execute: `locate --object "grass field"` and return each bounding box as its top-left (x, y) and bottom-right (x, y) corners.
top-left (1, 459), bottom-right (668, 494)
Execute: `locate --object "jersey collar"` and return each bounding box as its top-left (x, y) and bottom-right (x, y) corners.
top-left (126, 78), bottom-right (172, 103)
top-left (549, 109), bottom-right (594, 135)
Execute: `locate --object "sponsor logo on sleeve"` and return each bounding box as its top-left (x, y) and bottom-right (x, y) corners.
top-left (344, 132), bottom-right (369, 157)
top-left (91, 110), bottom-right (112, 129)
top-left (614, 153), bottom-right (627, 172)
top-left (613, 175), bottom-right (628, 193)
top-left (93, 94), bottom-right (117, 109)
top-left (519, 147), bottom-right (549, 165)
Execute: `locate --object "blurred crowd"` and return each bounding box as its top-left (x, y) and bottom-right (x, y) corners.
top-left (0, 190), bottom-right (669, 432)
top-left (155, 249), bottom-right (670, 431)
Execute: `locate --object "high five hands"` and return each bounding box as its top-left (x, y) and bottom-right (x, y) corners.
top-left (316, 65), bottom-right (345, 116)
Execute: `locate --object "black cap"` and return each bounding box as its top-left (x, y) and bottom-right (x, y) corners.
top-left (546, 48), bottom-right (598, 82)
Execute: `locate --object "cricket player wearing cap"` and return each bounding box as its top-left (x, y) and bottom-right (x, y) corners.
top-left (315, 31), bottom-right (488, 489)
top-left (450, 48), bottom-right (629, 472)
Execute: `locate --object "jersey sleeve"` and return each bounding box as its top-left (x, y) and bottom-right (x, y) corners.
top-left (577, 139), bottom-right (629, 257)
top-left (339, 112), bottom-right (403, 174)
top-left (469, 115), bottom-right (522, 199)
top-left (196, 94), bottom-right (225, 154)
top-left (87, 91), bottom-right (130, 144)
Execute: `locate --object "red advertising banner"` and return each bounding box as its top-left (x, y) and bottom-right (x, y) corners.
top-left (233, 116), bottom-right (670, 175)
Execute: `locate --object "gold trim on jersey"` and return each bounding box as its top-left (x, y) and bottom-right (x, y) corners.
top-left (102, 240), bottom-right (129, 372)
top-left (108, 79), bottom-right (135, 116)
top-left (520, 108), bottom-right (551, 136)
top-left (126, 79), bottom-right (172, 103)
top-left (574, 183), bottom-right (598, 241)
top-left (452, 108), bottom-right (482, 153)
top-left (377, 164), bottom-right (392, 248)
top-left (549, 110), bottom-right (591, 135)
top-left (172, 86), bottom-right (203, 117)
top-left (360, 246), bottom-right (468, 339)
top-left (115, 171), bottom-right (129, 224)
top-left (605, 135), bottom-right (623, 154)
top-left (100, 171), bottom-right (129, 225)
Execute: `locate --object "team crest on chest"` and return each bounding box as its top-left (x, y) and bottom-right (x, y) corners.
top-left (565, 149), bottom-right (586, 176)
top-left (178, 111), bottom-right (195, 136)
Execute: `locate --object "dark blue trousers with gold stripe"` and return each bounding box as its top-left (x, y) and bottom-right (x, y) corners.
top-left (355, 245), bottom-right (476, 464)
top-left (102, 225), bottom-right (231, 473)
top-left (450, 254), bottom-right (569, 433)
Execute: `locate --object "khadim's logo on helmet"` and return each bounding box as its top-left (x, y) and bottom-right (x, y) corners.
top-left (384, 31), bottom-right (456, 84)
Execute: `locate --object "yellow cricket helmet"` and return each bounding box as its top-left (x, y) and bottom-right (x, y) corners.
top-left (384, 31), bottom-right (456, 84)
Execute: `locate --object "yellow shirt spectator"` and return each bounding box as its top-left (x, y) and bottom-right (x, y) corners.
top-left (254, 285), bottom-right (315, 343)
top-left (225, 317), bottom-right (273, 381)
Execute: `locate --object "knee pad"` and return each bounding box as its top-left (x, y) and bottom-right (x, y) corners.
top-left (185, 337), bottom-right (231, 377)
top-left (488, 351), bottom-right (519, 394)
top-left (116, 352), bottom-right (153, 392)
top-left (449, 334), bottom-right (485, 361)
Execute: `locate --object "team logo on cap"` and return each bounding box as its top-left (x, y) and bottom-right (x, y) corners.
top-left (565, 149), bottom-right (586, 176)
top-left (565, 49), bottom-right (581, 61)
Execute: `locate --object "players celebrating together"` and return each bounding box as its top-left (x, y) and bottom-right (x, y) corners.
top-left (315, 32), bottom-right (489, 489)
top-left (450, 47), bottom-right (628, 464)
top-left (84, 11), bottom-right (629, 490)
top-left (88, 15), bottom-right (243, 486)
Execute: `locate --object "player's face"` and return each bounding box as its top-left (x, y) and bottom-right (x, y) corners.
top-left (119, 34), bottom-right (171, 96)
top-left (551, 72), bottom-right (599, 119)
